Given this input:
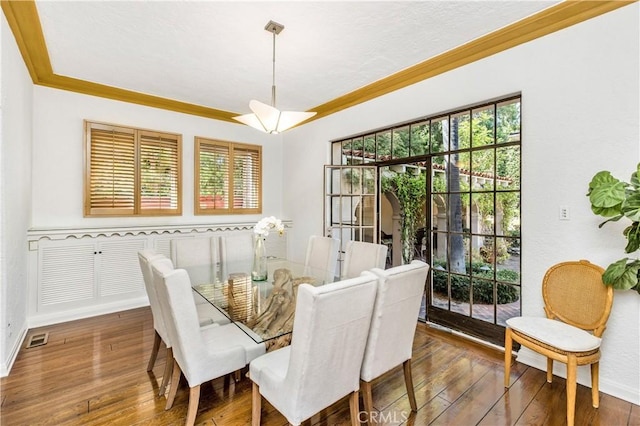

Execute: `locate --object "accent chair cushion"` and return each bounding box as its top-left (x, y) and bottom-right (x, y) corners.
top-left (507, 316), bottom-right (601, 352)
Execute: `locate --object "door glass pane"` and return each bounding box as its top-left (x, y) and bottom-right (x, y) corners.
top-left (342, 140), bottom-right (352, 164)
top-left (497, 100), bottom-right (521, 144)
top-left (472, 106), bottom-right (495, 147)
top-left (472, 277), bottom-right (495, 322)
top-left (497, 284), bottom-right (520, 326)
top-left (431, 116), bottom-right (449, 152)
top-left (351, 137), bottom-right (364, 164)
top-left (377, 131), bottom-right (391, 161)
top-left (451, 111), bottom-right (471, 150)
top-left (363, 134), bottom-right (376, 162)
top-left (392, 126), bottom-right (410, 159)
top-left (410, 121), bottom-right (429, 156)
top-left (450, 272), bottom-right (471, 317)
top-left (448, 152), bottom-right (470, 192)
top-left (472, 149), bottom-right (494, 191)
top-left (496, 192), bottom-right (520, 237)
top-left (497, 146), bottom-right (520, 190)
top-left (432, 155), bottom-right (447, 192)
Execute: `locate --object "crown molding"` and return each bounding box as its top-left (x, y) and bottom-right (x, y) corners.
top-left (2, 0), bottom-right (637, 125)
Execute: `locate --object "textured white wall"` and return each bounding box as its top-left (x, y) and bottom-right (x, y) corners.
top-left (283, 4), bottom-right (640, 403)
top-left (31, 87), bottom-right (285, 228)
top-left (1, 14), bottom-right (33, 376)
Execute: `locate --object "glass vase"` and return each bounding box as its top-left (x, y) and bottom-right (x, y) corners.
top-left (251, 235), bottom-right (268, 281)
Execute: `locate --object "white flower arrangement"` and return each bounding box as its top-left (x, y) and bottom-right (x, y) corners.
top-left (254, 216), bottom-right (285, 237)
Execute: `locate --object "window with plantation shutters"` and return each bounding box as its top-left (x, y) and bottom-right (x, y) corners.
top-left (84, 121), bottom-right (182, 216)
top-left (195, 137), bottom-right (261, 215)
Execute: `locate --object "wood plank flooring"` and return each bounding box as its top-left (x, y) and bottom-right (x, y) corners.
top-left (1, 307), bottom-right (638, 425)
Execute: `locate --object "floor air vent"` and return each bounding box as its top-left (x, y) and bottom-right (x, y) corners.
top-left (26, 332), bottom-right (49, 348)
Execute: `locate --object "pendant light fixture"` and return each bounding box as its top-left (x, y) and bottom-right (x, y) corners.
top-left (233, 20), bottom-right (316, 134)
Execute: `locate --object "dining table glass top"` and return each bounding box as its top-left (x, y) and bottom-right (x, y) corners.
top-left (185, 257), bottom-right (336, 345)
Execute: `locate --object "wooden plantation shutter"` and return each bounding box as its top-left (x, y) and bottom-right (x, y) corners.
top-left (195, 137), bottom-right (261, 215)
top-left (196, 139), bottom-right (230, 213)
top-left (85, 121), bottom-right (181, 216)
top-left (139, 131), bottom-right (181, 214)
top-left (86, 123), bottom-right (136, 215)
top-left (232, 144), bottom-right (261, 212)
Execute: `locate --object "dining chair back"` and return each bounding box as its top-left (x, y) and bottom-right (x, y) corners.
top-left (342, 240), bottom-right (388, 279)
top-left (304, 235), bottom-right (340, 280)
top-left (152, 263), bottom-right (265, 425)
top-left (360, 260), bottom-right (430, 420)
top-left (170, 237), bottom-right (218, 284)
top-left (220, 233), bottom-right (254, 263)
top-left (249, 272), bottom-right (378, 426)
top-left (504, 260), bottom-right (614, 426)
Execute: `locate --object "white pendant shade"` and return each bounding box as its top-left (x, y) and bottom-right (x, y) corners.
top-left (233, 20), bottom-right (315, 134)
top-left (234, 100), bottom-right (316, 134)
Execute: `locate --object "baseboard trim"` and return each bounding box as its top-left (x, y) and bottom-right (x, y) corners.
top-left (1, 326), bottom-right (28, 378)
top-left (28, 297), bottom-right (149, 329)
top-left (515, 348), bottom-right (640, 405)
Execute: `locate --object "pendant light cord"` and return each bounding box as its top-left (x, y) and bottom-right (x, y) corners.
top-left (271, 29), bottom-right (277, 107)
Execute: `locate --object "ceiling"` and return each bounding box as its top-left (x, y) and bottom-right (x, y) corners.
top-left (3, 1), bottom-right (633, 125)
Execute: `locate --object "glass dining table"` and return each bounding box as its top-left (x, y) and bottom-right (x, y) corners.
top-left (184, 257), bottom-right (336, 350)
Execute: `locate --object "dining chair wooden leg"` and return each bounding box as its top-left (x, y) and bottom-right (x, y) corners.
top-left (504, 328), bottom-right (513, 387)
top-left (186, 385), bottom-right (200, 426)
top-left (165, 361), bottom-right (182, 410)
top-left (159, 347), bottom-right (173, 396)
top-left (403, 359), bottom-right (418, 412)
top-left (546, 358), bottom-right (554, 383)
top-left (349, 390), bottom-right (360, 426)
top-left (360, 379), bottom-right (374, 423)
top-left (252, 382), bottom-right (261, 426)
top-left (566, 356), bottom-right (577, 426)
top-left (147, 331), bottom-right (161, 371)
top-left (591, 361), bottom-right (600, 408)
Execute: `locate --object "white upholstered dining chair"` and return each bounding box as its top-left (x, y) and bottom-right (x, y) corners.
top-left (360, 260), bottom-right (430, 421)
top-left (341, 240), bottom-right (388, 279)
top-left (249, 272), bottom-right (378, 426)
top-left (303, 235), bottom-right (340, 280)
top-left (152, 262), bottom-right (266, 426)
top-left (138, 250), bottom-right (229, 396)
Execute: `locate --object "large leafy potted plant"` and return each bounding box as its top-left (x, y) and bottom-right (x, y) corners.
top-left (587, 163), bottom-right (640, 293)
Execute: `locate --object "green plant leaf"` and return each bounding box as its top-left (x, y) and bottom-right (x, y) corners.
top-left (602, 258), bottom-right (640, 290)
top-left (588, 171), bottom-right (626, 211)
top-left (622, 191), bottom-right (640, 222)
top-left (623, 222), bottom-right (640, 253)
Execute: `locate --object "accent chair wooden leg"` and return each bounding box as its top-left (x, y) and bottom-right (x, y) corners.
top-left (591, 361), bottom-right (600, 408)
top-left (234, 369), bottom-right (241, 383)
top-left (403, 359), bottom-right (418, 412)
top-left (504, 328), bottom-right (513, 387)
top-left (361, 379), bottom-right (374, 423)
top-left (186, 385), bottom-right (200, 426)
top-left (252, 382), bottom-right (261, 426)
top-left (547, 358), bottom-right (554, 383)
top-left (159, 347), bottom-right (173, 396)
top-left (165, 360), bottom-right (182, 410)
top-left (566, 356), bottom-right (577, 426)
top-left (147, 331), bottom-right (161, 371)
top-left (349, 390), bottom-right (360, 426)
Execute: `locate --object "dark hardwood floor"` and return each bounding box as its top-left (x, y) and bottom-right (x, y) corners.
top-left (1, 307), bottom-right (638, 425)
